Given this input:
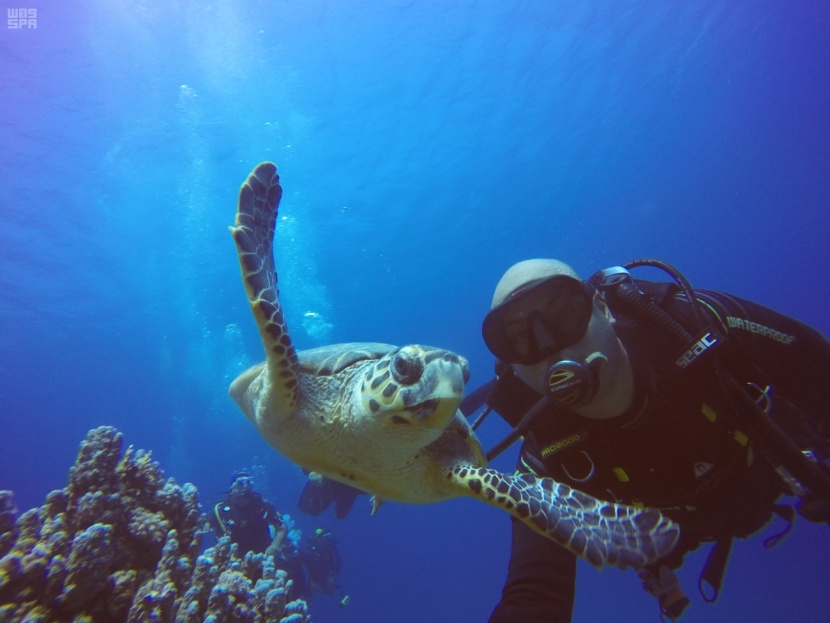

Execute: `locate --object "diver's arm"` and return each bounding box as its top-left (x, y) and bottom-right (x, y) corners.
top-left (263, 502), bottom-right (287, 556)
top-left (655, 282), bottom-right (829, 408)
top-left (692, 289), bottom-right (830, 412)
top-left (488, 518), bottom-right (576, 623)
top-left (698, 291), bottom-right (830, 522)
top-left (265, 523), bottom-right (287, 557)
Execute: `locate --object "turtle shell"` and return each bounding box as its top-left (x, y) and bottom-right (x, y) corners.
top-left (298, 342), bottom-right (396, 376)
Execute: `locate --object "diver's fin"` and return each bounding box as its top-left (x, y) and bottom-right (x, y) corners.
top-left (330, 479), bottom-right (362, 518)
top-left (298, 474), bottom-right (331, 516)
top-left (298, 473), bottom-right (365, 519)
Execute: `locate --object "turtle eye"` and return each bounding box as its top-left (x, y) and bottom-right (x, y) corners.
top-left (391, 351), bottom-right (424, 385)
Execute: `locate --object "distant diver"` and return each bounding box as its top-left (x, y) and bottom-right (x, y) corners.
top-left (211, 472), bottom-right (346, 603)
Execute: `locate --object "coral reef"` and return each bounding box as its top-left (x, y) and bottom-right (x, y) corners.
top-left (0, 426), bottom-right (311, 623)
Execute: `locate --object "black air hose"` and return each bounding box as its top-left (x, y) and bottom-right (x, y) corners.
top-left (624, 258), bottom-right (708, 329)
top-left (610, 281), bottom-right (695, 348)
top-left (486, 396), bottom-right (552, 462)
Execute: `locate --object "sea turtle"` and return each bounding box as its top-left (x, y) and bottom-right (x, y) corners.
top-left (229, 162), bottom-right (680, 569)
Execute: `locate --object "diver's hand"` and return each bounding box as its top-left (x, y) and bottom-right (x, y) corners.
top-left (265, 526), bottom-right (287, 557)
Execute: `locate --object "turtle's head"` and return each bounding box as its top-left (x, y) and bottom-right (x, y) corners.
top-left (359, 345), bottom-right (469, 437)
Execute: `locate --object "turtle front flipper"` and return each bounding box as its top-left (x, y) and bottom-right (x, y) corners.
top-left (452, 467), bottom-right (679, 569)
top-left (230, 162), bottom-right (301, 414)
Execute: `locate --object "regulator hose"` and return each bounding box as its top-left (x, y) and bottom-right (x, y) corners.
top-left (485, 396), bottom-right (552, 462)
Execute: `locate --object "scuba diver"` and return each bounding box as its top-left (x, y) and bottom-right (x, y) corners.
top-left (212, 472), bottom-right (348, 604)
top-left (299, 527), bottom-right (349, 606)
top-left (210, 472), bottom-right (288, 557)
top-left (476, 258), bottom-right (830, 622)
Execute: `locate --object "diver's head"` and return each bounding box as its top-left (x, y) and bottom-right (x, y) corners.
top-left (229, 471), bottom-right (255, 497)
top-left (483, 259), bottom-right (634, 419)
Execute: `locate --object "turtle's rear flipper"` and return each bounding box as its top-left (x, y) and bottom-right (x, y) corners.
top-left (453, 467), bottom-right (679, 569)
top-left (231, 162), bottom-right (301, 413)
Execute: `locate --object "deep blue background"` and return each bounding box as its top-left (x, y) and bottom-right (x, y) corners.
top-left (2, 2), bottom-right (829, 622)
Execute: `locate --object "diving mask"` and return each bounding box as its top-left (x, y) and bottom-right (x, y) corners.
top-left (482, 274), bottom-right (595, 365)
top-left (230, 474), bottom-right (255, 496)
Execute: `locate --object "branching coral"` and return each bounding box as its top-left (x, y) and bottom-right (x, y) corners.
top-left (0, 426), bottom-right (312, 623)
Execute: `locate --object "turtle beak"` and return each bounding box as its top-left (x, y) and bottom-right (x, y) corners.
top-left (400, 349), bottom-right (467, 421)
top-left (365, 346), bottom-right (469, 434)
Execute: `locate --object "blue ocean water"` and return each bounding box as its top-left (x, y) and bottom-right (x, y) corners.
top-left (1, 1), bottom-right (829, 621)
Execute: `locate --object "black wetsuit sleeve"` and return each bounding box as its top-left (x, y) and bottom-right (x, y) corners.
top-left (480, 366), bottom-right (576, 622)
top-left (488, 518), bottom-right (576, 623)
top-left (667, 288), bottom-right (830, 420)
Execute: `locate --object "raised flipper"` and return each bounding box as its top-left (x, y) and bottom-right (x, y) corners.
top-left (230, 162), bottom-right (300, 413)
top-left (451, 466), bottom-right (679, 569)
